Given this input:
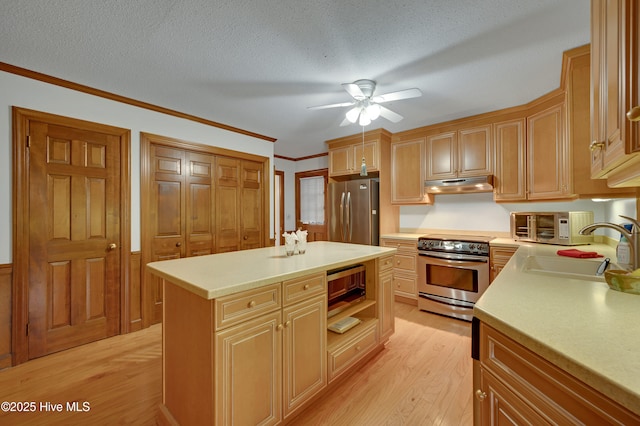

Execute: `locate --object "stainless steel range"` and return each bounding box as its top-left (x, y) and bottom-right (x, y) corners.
top-left (417, 234), bottom-right (492, 322)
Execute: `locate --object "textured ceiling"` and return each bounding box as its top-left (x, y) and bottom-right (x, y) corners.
top-left (0, 0), bottom-right (590, 158)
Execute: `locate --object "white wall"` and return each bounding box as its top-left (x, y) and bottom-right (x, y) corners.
top-left (0, 70), bottom-right (274, 263)
top-left (274, 156), bottom-right (328, 233)
top-left (399, 192), bottom-right (636, 238)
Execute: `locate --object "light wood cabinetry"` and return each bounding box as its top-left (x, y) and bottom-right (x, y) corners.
top-left (526, 101), bottom-right (572, 200)
top-left (158, 251), bottom-right (394, 425)
top-left (380, 238), bottom-right (418, 302)
top-left (489, 246), bottom-right (517, 283)
top-left (390, 137), bottom-right (429, 204)
top-left (425, 125), bottom-right (493, 180)
top-left (475, 322), bottom-right (640, 425)
top-left (590, 0), bottom-right (640, 185)
top-left (493, 119), bottom-right (526, 201)
top-left (328, 140), bottom-right (379, 176)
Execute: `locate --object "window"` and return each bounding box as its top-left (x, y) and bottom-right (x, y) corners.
top-left (299, 176), bottom-right (325, 224)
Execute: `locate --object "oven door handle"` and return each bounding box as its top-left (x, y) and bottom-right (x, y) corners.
top-left (418, 251), bottom-right (489, 263)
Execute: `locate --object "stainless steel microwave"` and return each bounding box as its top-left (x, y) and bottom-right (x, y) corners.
top-left (510, 211), bottom-right (594, 245)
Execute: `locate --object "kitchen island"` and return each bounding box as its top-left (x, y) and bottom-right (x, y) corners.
top-left (147, 241), bottom-right (396, 425)
top-left (473, 242), bottom-right (640, 423)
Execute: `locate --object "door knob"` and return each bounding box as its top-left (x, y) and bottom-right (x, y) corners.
top-left (475, 389), bottom-right (487, 401)
top-left (107, 243), bottom-right (117, 251)
top-left (243, 235), bottom-right (248, 240)
top-left (176, 242), bottom-right (182, 247)
top-left (589, 141), bottom-right (605, 151)
top-left (627, 106), bottom-right (640, 121)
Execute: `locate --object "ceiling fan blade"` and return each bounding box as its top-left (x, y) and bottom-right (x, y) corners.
top-left (339, 116), bottom-right (352, 127)
top-left (372, 88), bottom-right (422, 103)
top-left (307, 101), bottom-right (355, 110)
top-left (342, 83), bottom-right (366, 100)
top-left (378, 105), bottom-right (403, 123)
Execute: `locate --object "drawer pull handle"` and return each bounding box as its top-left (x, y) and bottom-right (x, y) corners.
top-left (303, 284), bottom-right (309, 290)
top-left (248, 300), bottom-right (256, 308)
top-left (475, 389), bottom-right (487, 401)
top-left (396, 260), bottom-right (401, 265)
top-left (284, 321), bottom-right (291, 328)
top-left (276, 323), bottom-right (283, 331)
top-left (355, 345), bottom-right (362, 351)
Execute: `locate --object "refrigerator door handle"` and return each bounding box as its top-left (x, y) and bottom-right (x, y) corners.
top-left (339, 192), bottom-right (346, 241)
top-left (346, 191), bottom-right (352, 242)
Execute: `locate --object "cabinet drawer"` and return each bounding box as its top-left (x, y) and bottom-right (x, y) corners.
top-left (393, 273), bottom-right (417, 297)
top-left (328, 321), bottom-right (378, 382)
top-left (379, 255), bottom-right (394, 272)
top-left (214, 283), bottom-right (281, 330)
top-left (393, 253), bottom-right (416, 272)
top-left (381, 239), bottom-right (417, 252)
top-left (283, 273), bottom-right (325, 306)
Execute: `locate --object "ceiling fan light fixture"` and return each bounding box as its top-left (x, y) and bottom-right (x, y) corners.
top-left (345, 106), bottom-right (361, 123)
top-left (358, 111), bottom-right (371, 126)
top-left (366, 103), bottom-right (380, 120)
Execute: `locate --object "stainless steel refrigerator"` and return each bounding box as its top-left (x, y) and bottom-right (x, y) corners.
top-left (328, 178), bottom-right (379, 245)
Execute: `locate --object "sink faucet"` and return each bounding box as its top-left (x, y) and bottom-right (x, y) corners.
top-left (579, 215), bottom-right (640, 271)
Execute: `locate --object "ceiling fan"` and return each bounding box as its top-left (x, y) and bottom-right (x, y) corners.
top-left (308, 79), bottom-right (422, 127)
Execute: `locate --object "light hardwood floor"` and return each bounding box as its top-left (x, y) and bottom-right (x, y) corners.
top-left (0, 302), bottom-right (472, 425)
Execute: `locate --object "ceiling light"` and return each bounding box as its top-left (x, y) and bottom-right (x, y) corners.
top-left (345, 106), bottom-right (361, 123)
top-left (366, 103), bottom-right (380, 120)
top-left (358, 111), bottom-right (371, 126)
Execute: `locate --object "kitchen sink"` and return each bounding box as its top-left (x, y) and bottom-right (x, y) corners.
top-left (522, 255), bottom-right (615, 282)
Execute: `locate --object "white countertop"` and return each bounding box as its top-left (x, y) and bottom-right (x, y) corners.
top-left (146, 241), bottom-right (396, 300)
top-left (474, 242), bottom-right (640, 415)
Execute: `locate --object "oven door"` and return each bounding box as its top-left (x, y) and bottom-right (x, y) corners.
top-left (417, 251), bottom-right (490, 304)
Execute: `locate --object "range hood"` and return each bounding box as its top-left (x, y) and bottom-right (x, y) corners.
top-left (424, 175), bottom-right (494, 194)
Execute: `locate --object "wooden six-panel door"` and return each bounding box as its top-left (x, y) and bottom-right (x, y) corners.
top-left (27, 121), bottom-right (122, 359)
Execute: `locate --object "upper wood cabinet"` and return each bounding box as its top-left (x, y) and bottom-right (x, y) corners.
top-left (493, 119), bottom-right (526, 201)
top-left (527, 102), bottom-right (572, 200)
top-left (425, 125), bottom-right (493, 180)
top-left (328, 140), bottom-right (379, 176)
top-left (590, 0), bottom-right (640, 185)
top-left (390, 137), bottom-right (428, 204)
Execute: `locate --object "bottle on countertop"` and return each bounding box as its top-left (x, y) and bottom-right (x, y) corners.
top-left (616, 223), bottom-right (633, 271)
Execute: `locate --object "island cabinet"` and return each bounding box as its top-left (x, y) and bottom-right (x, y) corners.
top-left (474, 322), bottom-right (640, 425)
top-left (590, 0), bottom-right (640, 184)
top-left (150, 242), bottom-right (396, 425)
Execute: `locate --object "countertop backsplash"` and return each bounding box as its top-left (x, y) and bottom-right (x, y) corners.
top-left (399, 193), bottom-right (636, 239)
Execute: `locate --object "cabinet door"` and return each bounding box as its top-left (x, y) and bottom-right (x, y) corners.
top-left (328, 146), bottom-right (353, 176)
top-left (391, 138), bottom-right (426, 203)
top-left (478, 368), bottom-right (550, 426)
top-left (458, 125), bottom-right (493, 177)
top-left (215, 157), bottom-right (240, 253)
top-left (493, 119), bottom-right (526, 201)
top-left (527, 103), bottom-right (570, 200)
top-left (354, 140), bottom-right (379, 172)
top-left (591, 0), bottom-right (638, 177)
top-left (426, 132), bottom-right (457, 179)
top-left (378, 268), bottom-right (395, 342)
top-left (216, 311), bottom-right (282, 426)
top-left (283, 295), bottom-right (327, 418)
top-left (240, 160), bottom-right (263, 250)
top-left (186, 152), bottom-right (215, 256)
